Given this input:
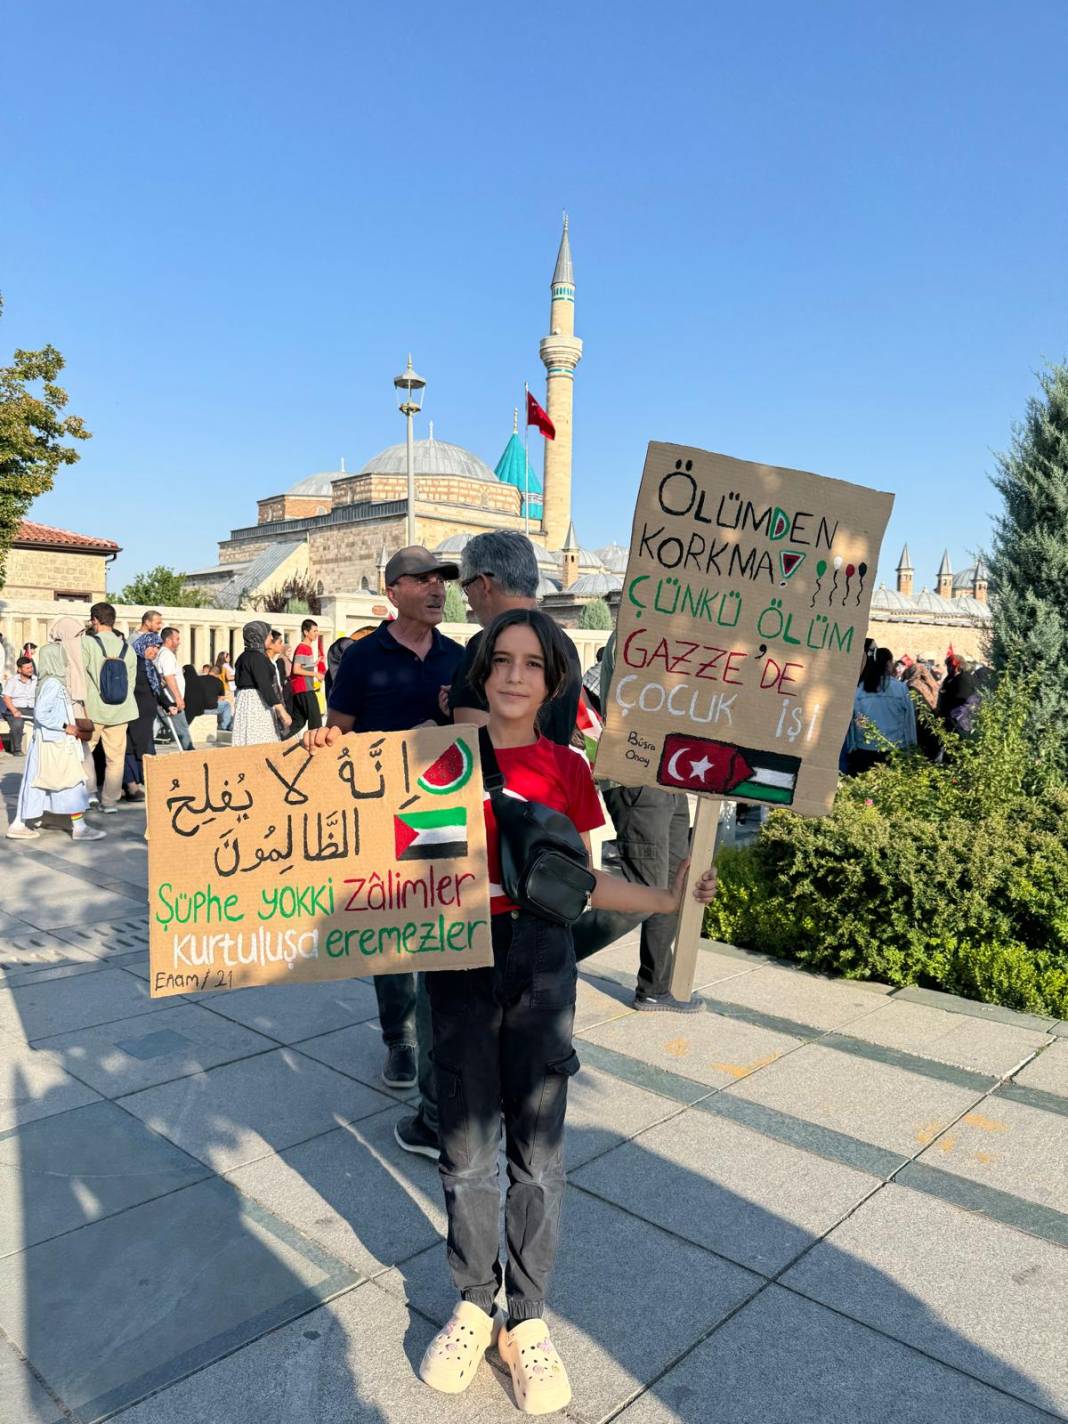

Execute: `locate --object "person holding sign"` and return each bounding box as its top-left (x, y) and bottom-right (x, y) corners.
top-left (322, 546), bottom-right (464, 1103)
top-left (409, 608), bottom-right (717, 1413)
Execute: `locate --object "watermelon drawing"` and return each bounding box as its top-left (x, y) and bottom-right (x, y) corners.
top-left (417, 737), bottom-right (474, 796)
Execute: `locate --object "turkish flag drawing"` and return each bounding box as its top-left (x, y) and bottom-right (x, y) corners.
top-left (657, 734), bottom-right (800, 805)
top-left (526, 391), bottom-right (555, 441)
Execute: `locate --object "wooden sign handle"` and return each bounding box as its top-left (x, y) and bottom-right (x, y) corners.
top-left (668, 796), bottom-right (723, 1002)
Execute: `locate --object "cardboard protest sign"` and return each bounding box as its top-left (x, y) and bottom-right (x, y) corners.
top-left (145, 726), bottom-right (492, 998)
top-left (596, 443), bottom-right (894, 816)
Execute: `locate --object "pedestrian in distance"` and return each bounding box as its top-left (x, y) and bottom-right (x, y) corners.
top-left (846, 646), bottom-right (917, 774)
top-left (1, 655), bottom-right (37, 755)
top-left (7, 643), bottom-right (105, 841)
top-left (126, 631), bottom-right (166, 799)
top-left (288, 617), bottom-right (325, 736)
top-left (81, 602), bottom-right (138, 812)
top-left (232, 621), bottom-right (292, 746)
top-left (156, 627), bottom-right (196, 751)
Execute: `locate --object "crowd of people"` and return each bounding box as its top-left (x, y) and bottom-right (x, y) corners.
top-left (844, 641), bottom-right (990, 774)
top-left (0, 608), bottom-right (333, 838)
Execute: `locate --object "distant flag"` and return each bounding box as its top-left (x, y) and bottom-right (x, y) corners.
top-left (575, 690), bottom-right (603, 763)
top-left (526, 390), bottom-right (556, 441)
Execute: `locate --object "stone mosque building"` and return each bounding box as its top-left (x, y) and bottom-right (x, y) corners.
top-left (188, 219), bottom-right (624, 619)
top-left (867, 545), bottom-right (992, 662)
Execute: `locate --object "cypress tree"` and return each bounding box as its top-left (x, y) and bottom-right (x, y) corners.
top-left (988, 364), bottom-right (1068, 772)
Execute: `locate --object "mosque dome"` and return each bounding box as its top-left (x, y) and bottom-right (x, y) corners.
top-left (287, 472), bottom-right (340, 497)
top-left (567, 572), bottom-right (623, 597)
top-left (359, 437), bottom-right (497, 483)
top-left (596, 542), bottom-right (629, 574)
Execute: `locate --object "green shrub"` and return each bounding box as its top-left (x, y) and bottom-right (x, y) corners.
top-left (705, 676), bottom-right (1068, 1016)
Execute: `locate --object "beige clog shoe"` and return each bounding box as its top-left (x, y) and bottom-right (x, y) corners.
top-left (497, 1318), bottom-right (572, 1414)
top-left (418, 1300), bottom-right (501, 1394)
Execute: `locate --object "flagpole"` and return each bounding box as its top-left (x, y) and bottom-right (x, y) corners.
top-left (523, 381), bottom-right (530, 536)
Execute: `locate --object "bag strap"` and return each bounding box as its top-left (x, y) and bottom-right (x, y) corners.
top-left (87, 632), bottom-right (106, 655)
top-left (477, 726), bottom-right (505, 794)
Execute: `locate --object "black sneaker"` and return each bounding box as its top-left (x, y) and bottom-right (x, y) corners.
top-left (394, 1112), bottom-right (440, 1161)
top-left (381, 1043), bottom-right (417, 1089)
top-left (633, 991), bottom-right (704, 1014)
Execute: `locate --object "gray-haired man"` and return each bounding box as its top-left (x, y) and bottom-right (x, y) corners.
top-left (448, 530), bottom-right (582, 741)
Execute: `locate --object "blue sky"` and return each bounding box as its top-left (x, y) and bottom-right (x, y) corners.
top-left (3, 0), bottom-right (1066, 591)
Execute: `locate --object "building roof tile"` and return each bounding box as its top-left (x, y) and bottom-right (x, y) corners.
top-left (15, 520), bottom-right (120, 553)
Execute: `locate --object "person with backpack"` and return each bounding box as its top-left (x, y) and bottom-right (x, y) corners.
top-left (80, 602), bottom-right (138, 813)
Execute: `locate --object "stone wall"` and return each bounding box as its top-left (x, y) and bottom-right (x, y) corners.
top-left (867, 614), bottom-right (991, 664)
top-left (257, 494), bottom-right (333, 524)
top-left (309, 517), bottom-right (408, 592)
top-left (217, 535), bottom-right (276, 565)
top-left (332, 473), bottom-right (520, 516)
top-left (3, 548), bottom-right (110, 601)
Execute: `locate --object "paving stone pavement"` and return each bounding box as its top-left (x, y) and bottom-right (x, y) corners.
top-left (1, 770), bottom-right (1067, 1422)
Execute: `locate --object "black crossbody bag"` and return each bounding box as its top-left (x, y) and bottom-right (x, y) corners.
top-left (478, 728), bottom-right (596, 926)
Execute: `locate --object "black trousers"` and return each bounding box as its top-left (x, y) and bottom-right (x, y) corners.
top-left (427, 911), bottom-right (578, 1322)
top-left (288, 690), bottom-right (322, 736)
top-left (571, 785), bottom-right (690, 997)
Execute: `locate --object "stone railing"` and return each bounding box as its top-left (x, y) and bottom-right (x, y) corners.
top-left (0, 594), bottom-right (610, 673)
top-left (0, 599), bottom-right (334, 669)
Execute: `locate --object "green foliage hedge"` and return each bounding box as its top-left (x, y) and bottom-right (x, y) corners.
top-left (704, 678), bottom-right (1068, 1017)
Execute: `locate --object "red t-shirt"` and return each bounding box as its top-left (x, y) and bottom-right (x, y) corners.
top-left (290, 641), bottom-right (325, 695)
top-left (484, 735), bottom-right (605, 915)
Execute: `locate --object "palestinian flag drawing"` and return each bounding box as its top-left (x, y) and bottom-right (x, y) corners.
top-left (656, 734), bottom-right (800, 805)
top-left (394, 807), bottom-right (468, 861)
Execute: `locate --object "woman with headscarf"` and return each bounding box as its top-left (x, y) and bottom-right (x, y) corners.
top-left (6, 643), bottom-right (105, 840)
top-left (49, 615), bottom-right (95, 794)
top-left (938, 652), bottom-right (978, 734)
top-left (232, 621), bottom-right (292, 746)
top-left (123, 631), bottom-right (165, 800)
top-left (902, 661), bottom-right (942, 761)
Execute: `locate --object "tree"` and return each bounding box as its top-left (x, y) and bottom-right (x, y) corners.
top-left (119, 566), bottom-right (214, 608)
top-left (578, 597), bottom-right (613, 631)
top-left (443, 581), bottom-right (468, 622)
top-left (988, 363), bottom-right (1068, 773)
top-left (254, 575), bottom-right (321, 615)
top-left (0, 297), bottom-right (90, 587)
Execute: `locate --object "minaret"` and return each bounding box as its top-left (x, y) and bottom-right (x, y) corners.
top-left (895, 544), bottom-right (914, 596)
top-left (539, 214), bottom-right (583, 549)
top-left (972, 555), bottom-right (989, 604)
top-left (561, 519), bottom-right (580, 589)
top-left (936, 549), bottom-right (953, 599)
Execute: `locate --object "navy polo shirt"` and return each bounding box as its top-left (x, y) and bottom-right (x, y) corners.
top-left (328, 620), bottom-right (464, 732)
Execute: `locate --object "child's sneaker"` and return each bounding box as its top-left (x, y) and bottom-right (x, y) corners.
top-left (5, 821), bottom-right (40, 839)
top-left (418, 1301), bottom-right (501, 1395)
top-left (497, 1318), bottom-right (572, 1414)
top-left (72, 821), bottom-right (106, 841)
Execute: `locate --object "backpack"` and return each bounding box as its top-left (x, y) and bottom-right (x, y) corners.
top-left (88, 633), bottom-right (130, 705)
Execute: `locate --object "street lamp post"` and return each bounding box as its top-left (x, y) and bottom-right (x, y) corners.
top-left (393, 355), bottom-right (426, 547)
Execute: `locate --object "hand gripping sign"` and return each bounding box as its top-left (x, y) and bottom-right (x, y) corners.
top-left (145, 727), bottom-right (492, 997)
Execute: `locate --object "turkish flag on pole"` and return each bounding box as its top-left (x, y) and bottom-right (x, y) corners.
top-left (526, 391), bottom-right (555, 441)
